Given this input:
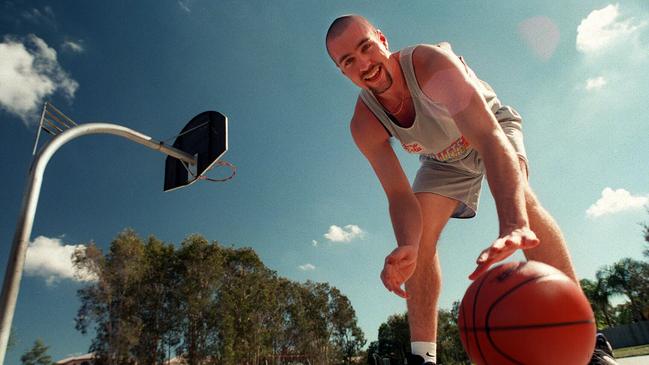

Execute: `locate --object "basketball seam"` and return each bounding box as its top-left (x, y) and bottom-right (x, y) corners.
top-left (472, 268), bottom-right (499, 365)
top-left (461, 319), bottom-right (595, 332)
top-left (484, 273), bottom-right (555, 365)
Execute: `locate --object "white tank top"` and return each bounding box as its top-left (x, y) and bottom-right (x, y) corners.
top-left (360, 45), bottom-right (512, 162)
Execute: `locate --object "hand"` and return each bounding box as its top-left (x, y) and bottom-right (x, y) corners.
top-left (381, 245), bottom-right (418, 298)
top-left (469, 227), bottom-right (540, 280)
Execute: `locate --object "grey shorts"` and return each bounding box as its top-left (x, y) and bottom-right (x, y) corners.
top-left (412, 106), bottom-right (527, 219)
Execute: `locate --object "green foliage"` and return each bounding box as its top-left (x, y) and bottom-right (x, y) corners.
top-left (20, 339), bottom-right (52, 365)
top-left (174, 234), bottom-right (224, 364)
top-left (368, 304), bottom-right (469, 365)
top-left (437, 303), bottom-right (470, 365)
top-left (603, 258), bottom-right (649, 322)
top-left (73, 230), bottom-right (365, 365)
top-left (376, 313), bottom-right (409, 361)
top-left (579, 219), bottom-right (649, 328)
top-left (580, 275), bottom-right (617, 329)
top-left (581, 257), bottom-right (649, 328)
top-left (643, 218), bottom-right (649, 259)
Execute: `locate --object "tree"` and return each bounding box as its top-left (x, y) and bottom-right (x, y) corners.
top-left (73, 230), bottom-right (367, 365)
top-left (216, 246), bottom-right (275, 364)
top-left (371, 305), bottom-right (469, 365)
top-left (74, 229), bottom-right (146, 364)
top-left (366, 341), bottom-right (379, 364)
top-left (437, 302), bottom-right (470, 365)
top-left (298, 281), bottom-right (335, 365)
top-left (604, 258), bottom-right (649, 322)
top-left (613, 302), bottom-right (635, 325)
top-left (376, 313), bottom-right (409, 361)
top-left (174, 235), bottom-right (223, 365)
top-left (580, 275), bottom-right (616, 328)
top-left (643, 215), bottom-right (649, 259)
top-left (278, 280), bottom-right (314, 363)
top-left (130, 236), bottom-right (178, 365)
top-left (329, 287), bottom-right (366, 364)
top-left (20, 339), bottom-right (52, 365)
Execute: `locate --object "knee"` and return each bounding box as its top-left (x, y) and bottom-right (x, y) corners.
top-left (418, 230), bottom-right (441, 260)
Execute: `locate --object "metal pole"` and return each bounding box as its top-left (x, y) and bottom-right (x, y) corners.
top-left (31, 103), bottom-right (48, 156)
top-left (0, 123), bottom-right (196, 364)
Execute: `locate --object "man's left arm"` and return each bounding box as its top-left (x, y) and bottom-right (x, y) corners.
top-left (413, 45), bottom-right (540, 279)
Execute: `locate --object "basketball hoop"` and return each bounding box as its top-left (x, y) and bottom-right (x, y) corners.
top-left (163, 111), bottom-right (232, 191)
top-left (181, 158), bottom-right (236, 182)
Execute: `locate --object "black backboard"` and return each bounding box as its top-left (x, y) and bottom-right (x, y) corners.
top-left (164, 111), bottom-right (228, 191)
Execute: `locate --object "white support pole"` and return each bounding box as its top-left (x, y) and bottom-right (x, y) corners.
top-left (31, 103), bottom-right (49, 156)
top-left (0, 123), bottom-right (196, 365)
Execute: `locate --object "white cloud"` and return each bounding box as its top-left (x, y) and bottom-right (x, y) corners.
top-left (0, 34), bottom-right (79, 123)
top-left (311, 240), bottom-right (318, 247)
top-left (324, 224), bottom-right (365, 243)
top-left (576, 4), bottom-right (645, 54)
top-left (586, 187), bottom-right (649, 218)
top-left (298, 263), bottom-right (316, 271)
top-left (62, 40), bottom-right (84, 53)
top-left (24, 236), bottom-right (97, 285)
top-left (585, 76), bottom-right (607, 91)
top-left (518, 16), bottom-right (560, 61)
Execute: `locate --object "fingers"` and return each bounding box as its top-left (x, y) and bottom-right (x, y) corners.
top-left (470, 245), bottom-right (506, 280)
top-left (476, 230), bottom-right (540, 264)
top-left (392, 286), bottom-right (409, 298)
top-left (469, 262), bottom-right (490, 281)
top-left (476, 236), bottom-right (515, 264)
top-left (381, 245), bottom-right (419, 297)
top-left (520, 230), bottom-right (540, 249)
top-left (470, 233), bottom-right (534, 281)
top-left (381, 265), bottom-right (409, 299)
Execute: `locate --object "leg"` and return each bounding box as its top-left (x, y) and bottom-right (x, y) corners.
top-left (517, 162), bottom-right (619, 364)
top-left (517, 160), bottom-right (578, 282)
top-left (406, 193), bottom-right (458, 342)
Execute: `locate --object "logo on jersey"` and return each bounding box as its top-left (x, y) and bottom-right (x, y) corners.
top-left (432, 136), bottom-right (470, 161)
top-left (401, 142), bottom-right (424, 153)
top-left (403, 136), bottom-right (471, 161)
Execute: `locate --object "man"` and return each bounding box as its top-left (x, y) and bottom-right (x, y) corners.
top-left (325, 15), bottom-right (616, 365)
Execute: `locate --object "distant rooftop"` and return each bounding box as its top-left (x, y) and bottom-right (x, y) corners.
top-left (55, 352), bottom-right (94, 365)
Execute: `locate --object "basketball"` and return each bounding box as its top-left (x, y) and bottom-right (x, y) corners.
top-left (458, 261), bottom-right (596, 365)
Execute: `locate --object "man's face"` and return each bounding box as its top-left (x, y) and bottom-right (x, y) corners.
top-left (328, 21), bottom-right (393, 94)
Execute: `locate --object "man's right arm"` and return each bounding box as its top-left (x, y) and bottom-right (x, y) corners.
top-left (350, 97), bottom-right (422, 297)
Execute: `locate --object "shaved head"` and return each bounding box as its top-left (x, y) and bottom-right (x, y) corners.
top-left (325, 14), bottom-right (394, 93)
top-left (326, 15), bottom-right (377, 60)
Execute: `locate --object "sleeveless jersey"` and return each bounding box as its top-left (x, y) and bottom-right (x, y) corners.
top-left (359, 45), bottom-right (520, 163)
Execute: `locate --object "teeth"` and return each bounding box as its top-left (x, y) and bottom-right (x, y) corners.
top-left (364, 66), bottom-right (379, 80)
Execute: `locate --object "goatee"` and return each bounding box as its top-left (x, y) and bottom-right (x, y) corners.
top-left (369, 68), bottom-right (393, 95)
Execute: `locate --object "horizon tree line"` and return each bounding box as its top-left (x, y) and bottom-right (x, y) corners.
top-left (17, 213), bottom-right (649, 365)
top-left (70, 229), bottom-right (366, 365)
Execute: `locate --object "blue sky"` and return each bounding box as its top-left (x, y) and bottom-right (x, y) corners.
top-left (1, 0), bottom-right (649, 362)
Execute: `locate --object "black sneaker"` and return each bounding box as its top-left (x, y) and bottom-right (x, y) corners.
top-left (588, 333), bottom-right (618, 365)
top-left (596, 333), bottom-right (614, 357)
top-left (406, 353), bottom-right (436, 365)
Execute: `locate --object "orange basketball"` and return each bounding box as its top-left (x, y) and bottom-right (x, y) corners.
top-left (458, 261), bottom-right (596, 365)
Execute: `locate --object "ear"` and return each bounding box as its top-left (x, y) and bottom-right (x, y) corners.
top-left (376, 29), bottom-right (389, 49)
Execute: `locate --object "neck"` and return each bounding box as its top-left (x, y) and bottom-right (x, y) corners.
top-left (375, 52), bottom-right (409, 114)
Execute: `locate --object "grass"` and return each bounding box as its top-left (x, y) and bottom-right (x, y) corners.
top-left (614, 344), bottom-right (649, 358)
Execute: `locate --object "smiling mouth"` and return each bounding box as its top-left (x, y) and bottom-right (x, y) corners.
top-left (363, 65), bottom-right (381, 82)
